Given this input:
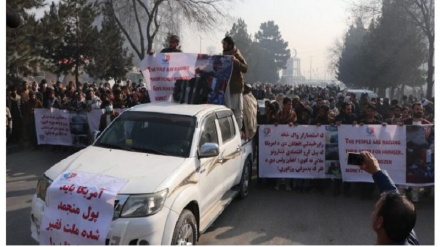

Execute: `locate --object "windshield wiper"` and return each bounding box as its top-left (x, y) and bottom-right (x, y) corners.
top-left (130, 146), bottom-right (169, 155)
top-left (95, 142), bottom-right (134, 151)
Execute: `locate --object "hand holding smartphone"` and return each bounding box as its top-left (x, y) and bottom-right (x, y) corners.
top-left (347, 152), bottom-right (364, 166)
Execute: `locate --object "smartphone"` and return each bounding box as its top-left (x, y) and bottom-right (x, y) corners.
top-left (347, 152), bottom-right (364, 166)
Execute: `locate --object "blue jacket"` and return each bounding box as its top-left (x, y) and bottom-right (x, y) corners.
top-left (372, 170), bottom-right (419, 245)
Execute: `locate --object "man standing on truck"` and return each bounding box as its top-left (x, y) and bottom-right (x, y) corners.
top-left (222, 36), bottom-right (248, 129)
top-left (160, 34), bottom-right (182, 53)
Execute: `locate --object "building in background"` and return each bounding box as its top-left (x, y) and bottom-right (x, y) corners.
top-left (280, 49), bottom-right (305, 85)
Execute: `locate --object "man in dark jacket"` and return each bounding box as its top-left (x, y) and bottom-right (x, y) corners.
top-left (160, 35), bottom-right (182, 53)
top-left (402, 102), bottom-right (431, 125)
top-left (359, 151), bottom-right (419, 245)
top-left (222, 36), bottom-right (248, 129)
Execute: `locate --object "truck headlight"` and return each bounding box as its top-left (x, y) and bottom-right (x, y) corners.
top-left (120, 189), bottom-right (168, 217)
top-left (36, 175), bottom-right (52, 201)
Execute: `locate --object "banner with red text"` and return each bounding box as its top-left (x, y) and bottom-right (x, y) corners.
top-left (338, 125), bottom-right (407, 184)
top-left (258, 124), bottom-right (433, 186)
top-left (258, 125), bottom-right (326, 178)
top-left (39, 171), bottom-right (127, 245)
top-left (140, 53), bottom-right (233, 103)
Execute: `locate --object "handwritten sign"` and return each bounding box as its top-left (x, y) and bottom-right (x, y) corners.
top-left (40, 171), bottom-right (127, 245)
top-left (338, 125), bottom-right (406, 184)
top-left (35, 108), bottom-right (72, 146)
top-left (258, 125), bottom-right (326, 178)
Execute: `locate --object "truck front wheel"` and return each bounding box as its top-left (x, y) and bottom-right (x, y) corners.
top-left (171, 209), bottom-right (198, 245)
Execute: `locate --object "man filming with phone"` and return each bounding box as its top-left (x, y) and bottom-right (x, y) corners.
top-left (357, 151), bottom-right (419, 245)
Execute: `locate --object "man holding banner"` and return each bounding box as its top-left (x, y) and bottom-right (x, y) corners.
top-left (222, 36), bottom-right (248, 129)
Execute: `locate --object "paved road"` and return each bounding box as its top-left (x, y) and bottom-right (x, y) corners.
top-left (6, 146), bottom-right (435, 245)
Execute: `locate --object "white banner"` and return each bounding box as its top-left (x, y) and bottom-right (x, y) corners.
top-left (140, 53), bottom-right (233, 104)
top-left (338, 125), bottom-right (407, 184)
top-left (258, 125), bottom-right (326, 178)
top-left (140, 53), bottom-right (197, 102)
top-left (40, 171), bottom-right (127, 245)
top-left (87, 109), bottom-right (105, 134)
top-left (35, 108), bottom-right (72, 146)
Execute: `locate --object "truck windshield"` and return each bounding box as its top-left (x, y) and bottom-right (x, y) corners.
top-left (94, 111), bottom-right (196, 158)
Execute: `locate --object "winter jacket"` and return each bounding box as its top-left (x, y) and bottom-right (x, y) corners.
top-left (223, 48), bottom-right (247, 94)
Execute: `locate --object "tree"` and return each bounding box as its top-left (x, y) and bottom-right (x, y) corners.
top-left (6, 0), bottom-right (45, 85)
top-left (255, 21), bottom-right (291, 82)
top-left (399, 0), bottom-right (434, 98)
top-left (35, 2), bottom-right (69, 78)
top-left (59, 0), bottom-right (100, 84)
top-left (346, 0), bottom-right (434, 98)
top-left (336, 18), bottom-right (368, 88)
top-left (246, 43), bottom-right (277, 83)
top-left (87, 2), bottom-right (133, 81)
top-left (105, 0), bottom-right (231, 61)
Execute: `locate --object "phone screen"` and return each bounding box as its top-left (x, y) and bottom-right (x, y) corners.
top-left (347, 152), bottom-right (363, 166)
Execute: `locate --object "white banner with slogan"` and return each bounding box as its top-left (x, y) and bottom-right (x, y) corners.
top-left (35, 108), bottom-right (72, 146)
top-left (140, 53), bottom-right (233, 104)
top-left (338, 125), bottom-right (407, 184)
top-left (39, 171), bottom-right (127, 245)
top-left (258, 124), bottom-right (433, 186)
top-left (258, 125), bottom-right (326, 178)
top-left (140, 53), bottom-right (197, 102)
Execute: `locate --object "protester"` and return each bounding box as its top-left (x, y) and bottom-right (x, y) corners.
top-left (22, 91), bottom-right (43, 148)
top-left (274, 97), bottom-right (297, 191)
top-left (68, 91), bottom-right (87, 112)
top-left (160, 34), bottom-right (182, 53)
top-left (242, 83), bottom-right (258, 140)
top-left (385, 105), bottom-right (403, 124)
top-left (6, 106), bottom-right (13, 144)
top-left (359, 103), bottom-right (383, 125)
top-left (222, 36), bottom-right (248, 129)
top-left (6, 86), bottom-right (23, 145)
top-left (20, 81), bottom-right (30, 103)
top-left (45, 88), bottom-right (61, 109)
top-left (85, 88), bottom-right (101, 111)
top-left (99, 100), bottom-right (120, 132)
top-left (359, 151), bottom-right (419, 245)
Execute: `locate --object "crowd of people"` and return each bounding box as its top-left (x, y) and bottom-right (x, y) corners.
top-left (251, 83), bottom-right (434, 203)
top-left (6, 78), bottom-right (151, 148)
top-left (6, 33), bottom-right (431, 244)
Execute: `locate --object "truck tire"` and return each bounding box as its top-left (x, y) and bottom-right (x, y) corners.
top-left (238, 158), bottom-right (251, 199)
top-left (171, 209), bottom-right (198, 245)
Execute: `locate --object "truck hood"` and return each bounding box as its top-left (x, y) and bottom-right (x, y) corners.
top-left (45, 146), bottom-right (186, 194)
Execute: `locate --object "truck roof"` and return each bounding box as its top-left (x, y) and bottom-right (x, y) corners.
top-left (128, 102), bottom-right (230, 117)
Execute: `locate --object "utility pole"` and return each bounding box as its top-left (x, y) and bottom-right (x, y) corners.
top-left (309, 56), bottom-right (312, 81)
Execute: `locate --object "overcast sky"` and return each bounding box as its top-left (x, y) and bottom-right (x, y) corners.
top-left (24, 0), bottom-right (353, 81)
top-left (181, 0), bottom-right (353, 81)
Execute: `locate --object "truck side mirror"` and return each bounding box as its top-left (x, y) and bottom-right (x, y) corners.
top-left (199, 143), bottom-right (219, 158)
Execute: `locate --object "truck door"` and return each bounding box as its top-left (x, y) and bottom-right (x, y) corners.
top-left (197, 113), bottom-right (225, 214)
top-left (216, 112), bottom-right (243, 190)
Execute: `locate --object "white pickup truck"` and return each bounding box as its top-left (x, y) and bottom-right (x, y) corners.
top-left (30, 102), bottom-right (253, 245)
